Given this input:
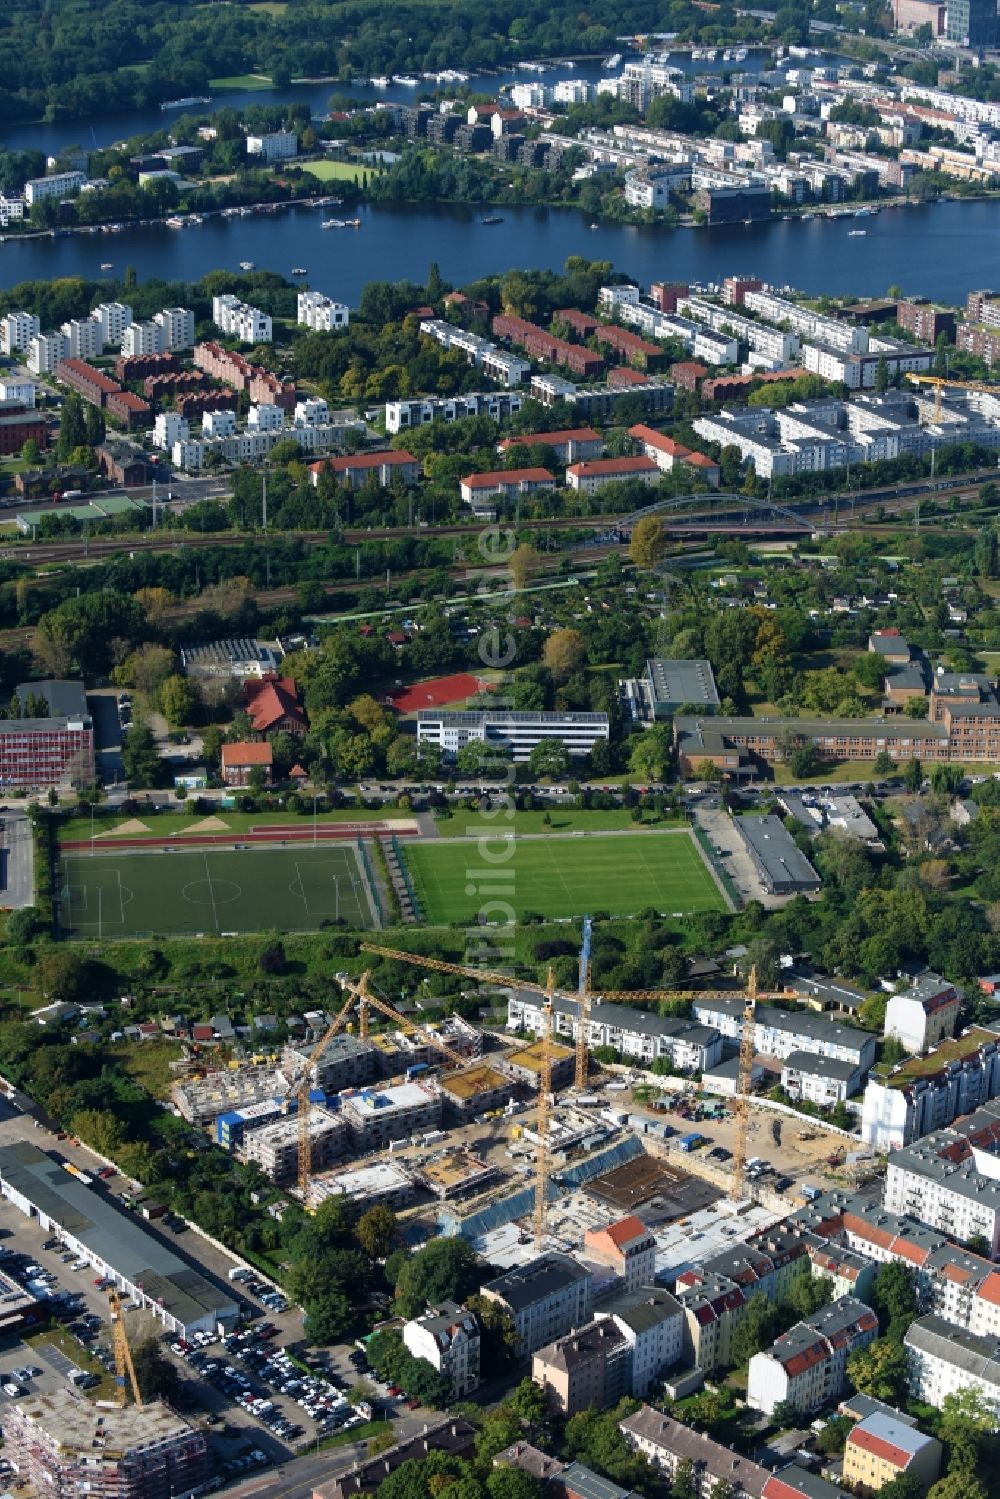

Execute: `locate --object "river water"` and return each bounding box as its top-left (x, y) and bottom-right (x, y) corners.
top-left (0, 51), bottom-right (994, 303)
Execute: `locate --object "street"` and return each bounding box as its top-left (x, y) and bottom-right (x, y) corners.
top-left (0, 811), bottom-right (32, 911)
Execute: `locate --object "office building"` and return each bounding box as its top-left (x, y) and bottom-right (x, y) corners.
top-left (0, 680), bottom-right (93, 789)
top-left (418, 710), bottom-right (609, 764)
top-left (946, 0), bottom-right (999, 45)
top-left (482, 1254), bottom-right (593, 1356)
top-left (24, 171), bottom-right (86, 205)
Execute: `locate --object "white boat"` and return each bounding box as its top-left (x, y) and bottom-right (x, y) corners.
top-left (165, 216), bottom-right (185, 228)
top-left (370, 76), bottom-right (389, 88)
top-left (392, 75), bottom-right (419, 86)
top-left (100, 261), bottom-right (113, 270)
top-left (160, 95), bottom-right (211, 111)
top-left (603, 53), bottom-right (622, 68)
top-left (240, 259), bottom-right (255, 269)
top-left (186, 214), bottom-right (203, 225)
top-left (847, 229), bottom-right (867, 237)
top-left (322, 219), bottom-right (347, 228)
top-left (292, 266), bottom-right (308, 275)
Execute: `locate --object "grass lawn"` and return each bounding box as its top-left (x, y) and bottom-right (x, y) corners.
top-left (59, 845), bottom-right (374, 938)
top-left (26, 1324), bottom-right (117, 1402)
top-left (303, 159), bottom-right (367, 183)
top-left (58, 807), bottom-right (406, 843)
top-left (403, 829), bottom-right (725, 923)
top-left (316, 1420), bottom-right (391, 1452)
top-left (209, 73), bottom-right (273, 91)
top-left (435, 809), bottom-right (684, 838)
top-left (112, 1040), bottom-right (185, 1099)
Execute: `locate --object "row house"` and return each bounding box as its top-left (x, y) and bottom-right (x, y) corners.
top-left (746, 1297), bottom-right (878, 1415)
top-left (491, 313), bottom-right (604, 378)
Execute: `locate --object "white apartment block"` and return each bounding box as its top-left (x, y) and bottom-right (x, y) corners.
top-left (247, 404), bottom-right (285, 432)
top-left (624, 167), bottom-right (692, 209)
top-left (340, 1081), bottom-right (441, 1151)
top-left (60, 318), bottom-right (102, 361)
top-left (402, 1301), bottom-right (481, 1397)
top-left (293, 398), bottom-right (329, 428)
top-left (246, 130), bottom-right (298, 162)
top-left (905, 1315), bottom-right (1000, 1417)
top-left (884, 1132), bottom-right (1000, 1255)
top-left (596, 1288), bottom-right (684, 1396)
top-left (203, 410), bottom-right (237, 438)
top-left (419, 319), bottom-right (530, 386)
top-left (0, 312), bottom-right (40, 355)
top-left (155, 307), bottom-right (195, 350)
top-left (0, 379), bottom-right (36, 408)
top-left (690, 998), bottom-right (877, 1070)
top-left (0, 196), bottom-right (25, 227)
top-left (27, 332), bottom-right (69, 376)
top-left (24, 171), bottom-right (86, 206)
top-left (171, 419), bottom-right (358, 471)
top-left (802, 340), bottom-right (933, 390)
top-left (555, 79), bottom-right (592, 105)
top-left (235, 1108), bottom-right (344, 1185)
top-left (212, 295), bottom-right (271, 344)
top-left (386, 391), bottom-right (523, 434)
top-left (780, 1051), bottom-right (864, 1106)
top-left (297, 291), bottom-right (349, 332)
top-left (679, 296), bottom-right (800, 361)
top-left (417, 709), bottom-right (609, 763)
top-left (884, 976), bottom-right (960, 1055)
top-left (507, 992), bottom-right (722, 1073)
top-left (482, 1254), bottom-right (593, 1356)
top-left (747, 1297), bottom-right (878, 1415)
top-left (861, 1030), bottom-right (1000, 1150)
top-left (91, 302), bottom-right (133, 346)
top-left (154, 412), bottom-right (188, 450)
top-left (742, 289), bottom-right (868, 353)
top-left (121, 320), bottom-right (165, 358)
top-left (511, 82), bottom-right (552, 109)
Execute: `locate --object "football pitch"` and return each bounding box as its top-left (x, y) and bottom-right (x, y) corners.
top-left (58, 845), bottom-right (375, 938)
top-left (403, 830), bottom-right (726, 924)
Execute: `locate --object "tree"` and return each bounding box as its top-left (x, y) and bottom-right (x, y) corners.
top-left (159, 673), bottom-right (198, 729)
top-left (528, 738), bottom-right (569, 779)
top-left (542, 628), bottom-right (586, 682)
top-left (873, 750), bottom-right (894, 776)
top-left (466, 1293), bottom-right (517, 1372)
top-left (510, 544), bottom-right (542, 591)
top-left (730, 1291), bottom-right (778, 1365)
top-left (487, 1469), bottom-right (541, 1499)
top-left (874, 356), bottom-right (890, 394)
top-left (20, 438), bottom-right (40, 466)
top-left (815, 1415), bottom-right (853, 1455)
top-left (786, 1273), bottom-right (834, 1319)
top-left (937, 1387), bottom-right (995, 1475)
top-left (904, 757), bottom-right (923, 792)
top-left (629, 726), bottom-right (671, 782)
top-left (131, 1335), bottom-right (181, 1403)
top-left (846, 1336), bottom-right (909, 1402)
top-left (394, 1237), bottom-right (480, 1318)
top-left (355, 1205), bottom-right (398, 1260)
top-left (869, 1262), bottom-right (917, 1336)
top-left (671, 1458), bottom-right (697, 1499)
top-left (121, 724), bottom-right (161, 787)
top-left (36, 949), bottom-right (95, 1005)
top-left (630, 516), bottom-right (667, 570)
top-left (927, 1477), bottom-right (987, 1499)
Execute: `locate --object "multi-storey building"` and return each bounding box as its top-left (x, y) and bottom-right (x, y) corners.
top-left (843, 1411), bottom-right (942, 1492)
top-left (904, 1314), bottom-right (1000, 1415)
top-left (309, 451), bottom-right (421, 490)
top-left (1, 1392), bottom-right (207, 1499)
top-left (780, 1052), bottom-right (864, 1106)
top-left (690, 998), bottom-right (876, 1071)
top-left (91, 302), bottom-right (133, 346)
top-left (583, 1217), bottom-right (657, 1292)
top-left (297, 291), bottom-right (349, 332)
top-left (340, 1081), bottom-right (442, 1151)
top-left (246, 130), bottom-right (298, 162)
top-left (403, 1301), bottom-right (481, 1398)
top-left (419, 710), bottom-right (609, 764)
top-left (0, 410), bottom-right (46, 457)
top-left (0, 312), bottom-right (40, 354)
top-left (235, 1107), bottom-right (345, 1184)
top-left (883, 1124), bottom-right (1000, 1255)
top-left (60, 318), bottom-right (101, 361)
top-left (884, 974), bottom-right (960, 1055)
top-left (212, 295), bottom-right (272, 344)
top-left (861, 1030), bottom-right (1000, 1150)
top-left (491, 313), bottom-right (604, 378)
top-left (459, 467), bottom-right (554, 510)
top-left (532, 1318), bottom-right (630, 1415)
top-left (385, 392), bottom-right (524, 434)
top-left (27, 331), bottom-right (69, 375)
top-left (746, 1297), bottom-right (878, 1415)
top-left (620, 1408), bottom-right (768, 1499)
top-left (679, 296), bottom-right (800, 361)
top-left (0, 706), bottom-right (93, 790)
top-left (56, 358), bottom-right (120, 407)
top-left (497, 428), bottom-right (604, 465)
top-left (673, 1270), bottom-right (747, 1373)
top-left (566, 455), bottom-right (660, 492)
top-left (24, 171), bottom-right (86, 205)
top-left (594, 1287), bottom-right (685, 1396)
top-left (419, 319), bottom-right (532, 386)
top-left (506, 991), bottom-right (722, 1073)
top-left (742, 290), bottom-right (869, 353)
top-left (896, 299), bottom-right (956, 344)
top-left (481, 1254), bottom-right (592, 1356)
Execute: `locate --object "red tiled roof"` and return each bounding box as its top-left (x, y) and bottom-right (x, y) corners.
top-left (590, 1215), bottom-right (651, 1251)
top-left (498, 427), bottom-right (601, 450)
top-left (847, 1427), bottom-right (910, 1470)
top-left (244, 675), bottom-right (306, 733)
top-left (567, 456), bottom-right (658, 478)
top-left (976, 1270), bottom-right (1000, 1306)
top-left (221, 740), bottom-right (273, 767)
top-left (461, 468), bottom-right (553, 489)
top-left (628, 424), bottom-right (691, 457)
top-left (310, 449), bottom-right (417, 474)
top-left (687, 451), bottom-right (720, 469)
top-left (782, 1338), bottom-right (828, 1377)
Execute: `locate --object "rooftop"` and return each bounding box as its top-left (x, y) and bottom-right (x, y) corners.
top-left (905, 1313), bottom-right (1000, 1388)
top-left (507, 1039), bottom-right (575, 1072)
top-left (644, 658), bottom-right (720, 708)
top-left (439, 1064), bottom-right (510, 1101)
top-left (308, 1161), bottom-right (412, 1203)
top-left (535, 1317), bottom-right (627, 1372)
top-left (782, 1050), bottom-right (860, 1082)
top-left (885, 1027), bottom-right (999, 1088)
top-left (620, 1407), bottom-right (767, 1497)
top-left (598, 1285), bottom-right (683, 1336)
top-left (344, 1082), bottom-right (437, 1115)
top-left (848, 1411), bottom-right (938, 1468)
top-left (5, 1391), bottom-right (201, 1455)
top-left (736, 815), bottom-right (821, 888)
top-left (483, 1252), bottom-right (591, 1312)
top-left (556, 1461), bottom-right (641, 1499)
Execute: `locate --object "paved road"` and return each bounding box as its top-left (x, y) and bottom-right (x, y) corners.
top-left (229, 1414), bottom-right (439, 1499)
top-left (86, 689), bottom-right (124, 786)
top-left (0, 811), bottom-right (32, 910)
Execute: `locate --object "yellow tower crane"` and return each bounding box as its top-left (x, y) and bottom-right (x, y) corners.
top-left (293, 981), bottom-right (365, 1201)
top-left (533, 968), bottom-right (557, 1246)
top-left (354, 985), bottom-right (469, 1069)
top-left (906, 372), bottom-right (1000, 421)
top-left (360, 943), bottom-right (769, 1213)
top-left (729, 966), bottom-right (758, 1204)
top-left (108, 1288), bottom-right (143, 1409)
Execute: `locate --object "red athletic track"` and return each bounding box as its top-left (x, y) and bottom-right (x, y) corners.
top-left (61, 822), bottom-right (405, 852)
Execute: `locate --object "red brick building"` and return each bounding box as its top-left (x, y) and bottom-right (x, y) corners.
top-left (670, 361), bottom-right (708, 391)
top-left (243, 676), bottom-right (307, 737)
top-left (897, 299), bottom-right (956, 344)
top-left (193, 343), bottom-right (296, 409)
top-left (56, 359), bottom-right (120, 409)
top-left (115, 353), bottom-right (180, 382)
top-left (491, 314), bottom-right (604, 378)
top-left (106, 390), bottom-right (151, 431)
top-left (593, 324), bottom-right (666, 371)
top-left (221, 740), bottom-right (273, 787)
top-left (0, 409), bottom-right (47, 457)
top-left (176, 390), bottom-right (239, 420)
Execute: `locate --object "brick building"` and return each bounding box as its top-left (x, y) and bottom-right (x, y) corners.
top-left (0, 409), bottom-right (47, 456)
top-left (220, 741), bottom-right (273, 787)
top-left (243, 676), bottom-right (307, 737)
top-left (492, 313), bottom-right (605, 378)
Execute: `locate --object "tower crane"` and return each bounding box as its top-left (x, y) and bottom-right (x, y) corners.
top-left (108, 1288), bottom-right (142, 1409)
top-left (290, 982), bottom-right (363, 1201)
top-left (906, 372), bottom-right (1000, 421)
top-left (575, 917), bottom-right (593, 1090)
top-left (533, 968), bottom-right (557, 1245)
top-left (354, 985), bottom-right (468, 1069)
top-left (729, 966), bottom-right (758, 1204)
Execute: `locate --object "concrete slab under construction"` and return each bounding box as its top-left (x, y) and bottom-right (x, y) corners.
top-left (586, 1152), bottom-right (719, 1218)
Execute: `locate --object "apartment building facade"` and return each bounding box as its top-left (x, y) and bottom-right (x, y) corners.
top-left (746, 1298), bottom-right (878, 1415)
top-left (595, 1287), bottom-right (685, 1396)
top-left (235, 1108), bottom-right (344, 1184)
top-left (884, 976), bottom-right (960, 1055)
top-left (0, 312), bottom-right (40, 354)
top-left (620, 1407), bottom-right (768, 1499)
top-left (507, 991), bottom-right (723, 1073)
top-left (842, 1412), bottom-right (941, 1492)
top-left (532, 1318), bottom-right (630, 1415)
top-left (883, 1129), bottom-right (1000, 1255)
top-left (690, 999), bottom-right (877, 1070)
top-left (297, 291), bottom-right (349, 331)
top-left (418, 710), bottom-right (609, 764)
top-left (482, 1254), bottom-right (593, 1356)
top-left (904, 1314), bottom-right (1000, 1416)
top-left (583, 1217), bottom-right (657, 1292)
top-left (340, 1082), bottom-right (442, 1151)
top-left (860, 1030), bottom-right (1000, 1150)
top-left (385, 391), bottom-right (524, 434)
top-left (402, 1301), bottom-right (481, 1398)
top-left (212, 295), bottom-right (272, 344)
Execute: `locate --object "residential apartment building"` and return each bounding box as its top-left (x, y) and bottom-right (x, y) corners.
top-left (91, 301), bottom-right (133, 347)
top-left (780, 1052), bottom-right (864, 1106)
top-left (297, 291), bottom-right (349, 331)
top-left (746, 1297), bottom-right (878, 1415)
top-left (60, 317), bottom-right (101, 361)
top-left (532, 1318), bottom-right (630, 1415)
top-left (741, 291), bottom-right (869, 353)
top-left (481, 1254), bottom-right (593, 1356)
top-left (860, 1030), bottom-right (1000, 1150)
top-left (340, 1081), bottom-right (442, 1151)
top-left (566, 455), bottom-right (660, 492)
top-left (491, 312), bottom-right (604, 378)
top-left (620, 1407), bottom-right (768, 1499)
top-left (27, 331), bottom-right (69, 376)
top-left (220, 741), bottom-right (272, 787)
top-left (842, 1411), bottom-right (941, 1492)
top-left (246, 130), bottom-right (298, 162)
top-left (883, 1125), bottom-right (1000, 1255)
top-left (884, 974), bottom-right (960, 1054)
top-left (281, 1032), bottom-right (377, 1093)
top-left (385, 392), bottom-right (524, 434)
top-left (459, 468), bottom-right (555, 509)
top-left (583, 1217), bottom-right (657, 1292)
top-left (0, 196), bottom-right (25, 227)
top-left (310, 451), bottom-right (421, 490)
top-left (419, 319), bottom-right (532, 387)
top-left (627, 426), bottom-right (720, 486)
top-left (0, 312), bottom-right (40, 355)
top-left (595, 1287), bottom-right (685, 1396)
top-left (236, 1107), bottom-right (344, 1184)
top-left (418, 710), bottom-right (609, 764)
top-left (0, 411), bottom-right (46, 458)
top-left (506, 991), bottom-right (723, 1073)
top-left (24, 171), bottom-right (86, 205)
top-left (801, 339), bottom-right (933, 390)
top-left (497, 428), bottom-right (604, 465)
top-left (690, 998), bottom-right (877, 1071)
top-left (673, 1270), bottom-right (747, 1373)
top-left (904, 1314), bottom-right (1000, 1416)
top-left (678, 296), bottom-right (800, 361)
top-left (212, 295), bottom-right (272, 344)
top-left (402, 1301), bottom-right (481, 1398)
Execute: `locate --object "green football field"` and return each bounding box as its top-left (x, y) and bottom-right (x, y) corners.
top-left (402, 831), bottom-right (726, 923)
top-left (58, 845), bottom-right (374, 938)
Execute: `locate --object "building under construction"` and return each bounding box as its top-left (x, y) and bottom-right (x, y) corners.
top-left (502, 1040), bottom-right (575, 1091)
top-left (235, 1106), bottom-right (345, 1184)
top-left (171, 1065), bottom-right (287, 1127)
top-left (2, 1391), bottom-right (207, 1499)
top-left (437, 1063), bottom-right (515, 1120)
top-left (281, 1033), bottom-right (377, 1092)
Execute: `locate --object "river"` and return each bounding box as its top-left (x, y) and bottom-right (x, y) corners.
top-left (0, 197), bottom-right (997, 305)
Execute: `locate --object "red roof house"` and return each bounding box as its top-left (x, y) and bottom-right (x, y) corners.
top-left (243, 676), bottom-right (307, 738)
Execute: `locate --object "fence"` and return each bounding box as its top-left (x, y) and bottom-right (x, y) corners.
top-left (693, 824), bottom-right (742, 909)
top-left (356, 836), bottom-right (385, 927)
top-left (391, 834), bottom-right (423, 922)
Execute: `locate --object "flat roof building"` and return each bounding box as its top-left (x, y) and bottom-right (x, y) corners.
top-left (503, 1039), bottom-right (576, 1091)
top-left (417, 710), bottom-right (609, 763)
top-left (235, 1107), bottom-right (345, 1185)
top-left (282, 1033), bottom-right (377, 1092)
top-left (307, 1160), bottom-right (414, 1212)
top-left (341, 1082), bottom-right (441, 1151)
top-left (482, 1252), bottom-right (593, 1355)
top-left (736, 815), bottom-right (821, 895)
top-left (644, 659), bottom-right (720, 717)
top-left (2, 1392), bottom-right (207, 1499)
top-left (437, 1063), bottom-right (515, 1120)
top-left (0, 1142), bottom-right (236, 1336)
